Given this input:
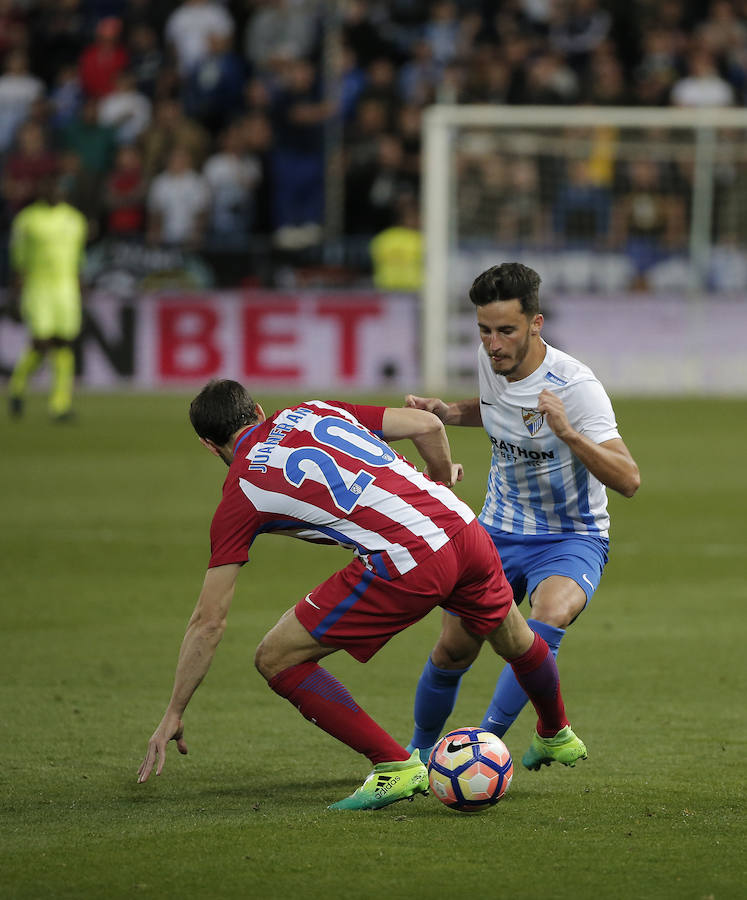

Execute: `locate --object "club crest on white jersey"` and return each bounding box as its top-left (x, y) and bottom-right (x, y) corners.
top-left (521, 408), bottom-right (544, 436)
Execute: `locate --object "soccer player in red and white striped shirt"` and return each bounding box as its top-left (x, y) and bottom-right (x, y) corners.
top-left (137, 379), bottom-right (587, 809)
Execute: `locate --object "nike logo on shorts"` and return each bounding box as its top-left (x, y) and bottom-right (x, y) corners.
top-left (304, 594), bottom-right (321, 610)
top-left (581, 573), bottom-right (595, 591)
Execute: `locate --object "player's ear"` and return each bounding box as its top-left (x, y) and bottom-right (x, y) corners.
top-left (530, 313), bottom-right (544, 335)
top-left (255, 403), bottom-right (266, 423)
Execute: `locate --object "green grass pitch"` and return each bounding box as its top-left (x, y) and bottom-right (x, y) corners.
top-left (1, 391), bottom-right (745, 899)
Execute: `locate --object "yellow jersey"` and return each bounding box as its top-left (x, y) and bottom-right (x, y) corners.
top-left (11, 201), bottom-right (87, 298)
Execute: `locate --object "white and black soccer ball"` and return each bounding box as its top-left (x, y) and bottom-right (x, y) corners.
top-left (428, 727), bottom-right (513, 813)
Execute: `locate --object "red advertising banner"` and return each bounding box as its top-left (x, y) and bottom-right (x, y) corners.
top-left (137, 291), bottom-right (418, 387)
top-left (0, 290), bottom-right (420, 389)
top-left (3, 289), bottom-right (745, 393)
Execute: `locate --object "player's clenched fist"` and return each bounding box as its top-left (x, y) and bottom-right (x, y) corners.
top-left (537, 389), bottom-right (574, 441)
top-left (449, 463), bottom-right (464, 487)
top-left (427, 462), bottom-right (464, 488)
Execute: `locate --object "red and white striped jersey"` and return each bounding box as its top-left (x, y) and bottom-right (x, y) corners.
top-left (208, 400), bottom-right (475, 578)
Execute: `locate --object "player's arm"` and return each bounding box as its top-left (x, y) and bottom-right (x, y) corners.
top-left (137, 563), bottom-right (240, 783)
top-left (537, 389), bottom-right (640, 498)
top-left (404, 394), bottom-right (483, 426)
top-left (381, 406), bottom-right (462, 487)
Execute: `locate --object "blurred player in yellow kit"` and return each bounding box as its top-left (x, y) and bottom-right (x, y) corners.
top-left (7, 175), bottom-right (87, 421)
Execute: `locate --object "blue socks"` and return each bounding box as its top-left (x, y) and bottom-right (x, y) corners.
top-left (480, 619), bottom-right (565, 737)
top-left (409, 657), bottom-right (471, 749)
top-left (408, 621), bottom-right (566, 748)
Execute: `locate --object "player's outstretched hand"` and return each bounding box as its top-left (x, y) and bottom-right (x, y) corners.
top-left (137, 711), bottom-right (188, 783)
top-left (404, 394), bottom-right (449, 422)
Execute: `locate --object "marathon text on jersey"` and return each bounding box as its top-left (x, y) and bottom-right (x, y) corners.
top-left (490, 435), bottom-right (556, 461)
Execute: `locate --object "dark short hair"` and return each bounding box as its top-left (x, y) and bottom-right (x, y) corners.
top-left (469, 262), bottom-right (542, 316)
top-left (189, 379), bottom-right (259, 446)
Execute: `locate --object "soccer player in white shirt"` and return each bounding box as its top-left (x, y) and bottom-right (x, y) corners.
top-left (405, 262), bottom-right (640, 760)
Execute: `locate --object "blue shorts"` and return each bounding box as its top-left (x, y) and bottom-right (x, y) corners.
top-left (480, 524), bottom-right (609, 610)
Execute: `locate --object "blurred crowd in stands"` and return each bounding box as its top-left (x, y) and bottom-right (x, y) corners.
top-left (0, 0), bottom-right (746, 289)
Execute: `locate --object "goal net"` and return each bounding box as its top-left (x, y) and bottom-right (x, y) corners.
top-left (421, 106), bottom-right (747, 392)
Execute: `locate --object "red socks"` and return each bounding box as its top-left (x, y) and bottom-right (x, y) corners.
top-left (269, 636), bottom-right (569, 760)
top-left (268, 661), bottom-right (410, 765)
top-left (509, 632), bottom-right (570, 738)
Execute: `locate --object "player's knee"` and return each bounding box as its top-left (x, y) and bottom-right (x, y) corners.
top-left (531, 598), bottom-right (584, 629)
top-left (431, 641), bottom-right (479, 670)
top-left (485, 602), bottom-right (534, 659)
top-left (530, 578), bottom-right (588, 628)
top-left (254, 639), bottom-right (276, 680)
top-left (255, 635), bottom-right (298, 681)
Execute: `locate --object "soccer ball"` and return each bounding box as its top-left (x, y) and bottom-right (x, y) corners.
top-left (428, 727), bottom-right (513, 813)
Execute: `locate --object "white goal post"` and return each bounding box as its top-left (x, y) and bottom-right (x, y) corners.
top-left (422, 105), bottom-right (747, 393)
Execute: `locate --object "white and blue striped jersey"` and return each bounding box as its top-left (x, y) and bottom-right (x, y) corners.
top-left (477, 342), bottom-right (620, 538)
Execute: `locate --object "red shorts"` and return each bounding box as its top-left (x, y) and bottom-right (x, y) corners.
top-left (294, 519), bottom-right (513, 662)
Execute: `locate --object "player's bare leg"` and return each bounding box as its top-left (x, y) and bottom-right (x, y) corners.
top-left (256, 608), bottom-right (428, 809)
top-left (255, 607), bottom-right (339, 677)
top-left (530, 575), bottom-right (587, 628)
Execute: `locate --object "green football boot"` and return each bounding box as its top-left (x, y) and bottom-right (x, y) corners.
top-left (329, 751), bottom-right (429, 810)
top-left (522, 725), bottom-right (588, 771)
